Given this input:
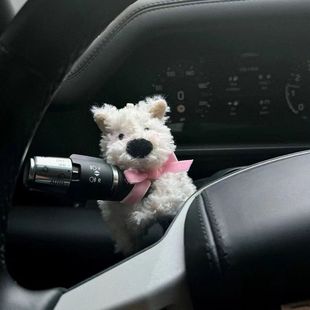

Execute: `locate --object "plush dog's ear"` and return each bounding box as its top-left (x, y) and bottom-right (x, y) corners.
top-left (91, 104), bottom-right (116, 131)
top-left (149, 97), bottom-right (168, 119)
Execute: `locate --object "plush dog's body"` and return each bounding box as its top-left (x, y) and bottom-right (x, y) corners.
top-left (98, 171), bottom-right (195, 254)
top-left (92, 96), bottom-right (196, 254)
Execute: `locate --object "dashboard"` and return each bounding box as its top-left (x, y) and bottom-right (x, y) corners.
top-left (25, 1), bottom-right (310, 181)
top-left (96, 32), bottom-right (310, 146)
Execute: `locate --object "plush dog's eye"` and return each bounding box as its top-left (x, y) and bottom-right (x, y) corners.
top-left (144, 127), bottom-right (150, 131)
top-left (118, 133), bottom-right (124, 140)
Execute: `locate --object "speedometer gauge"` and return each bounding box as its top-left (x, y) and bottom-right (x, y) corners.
top-left (285, 61), bottom-right (310, 120)
top-left (152, 60), bottom-right (212, 131)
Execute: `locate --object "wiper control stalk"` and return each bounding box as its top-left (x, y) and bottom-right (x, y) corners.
top-left (24, 154), bottom-right (133, 201)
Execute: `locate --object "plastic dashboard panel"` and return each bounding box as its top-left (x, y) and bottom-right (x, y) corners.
top-left (55, 0), bottom-right (310, 101)
top-left (52, 0), bottom-right (310, 148)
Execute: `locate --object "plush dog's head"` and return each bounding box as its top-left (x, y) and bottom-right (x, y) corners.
top-left (91, 96), bottom-right (176, 171)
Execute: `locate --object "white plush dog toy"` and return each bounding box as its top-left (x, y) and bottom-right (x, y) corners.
top-left (91, 96), bottom-right (196, 254)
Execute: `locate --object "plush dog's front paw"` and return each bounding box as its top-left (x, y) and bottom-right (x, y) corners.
top-left (130, 210), bottom-right (148, 226)
top-left (129, 210), bottom-right (154, 232)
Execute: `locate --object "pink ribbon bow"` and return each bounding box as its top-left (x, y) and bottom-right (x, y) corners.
top-left (121, 153), bottom-right (193, 205)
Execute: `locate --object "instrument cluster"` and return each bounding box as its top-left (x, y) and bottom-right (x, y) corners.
top-left (98, 38), bottom-right (310, 145)
top-left (285, 60), bottom-right (310, 120)
top-left (151, 53), bottom-right (310, 130)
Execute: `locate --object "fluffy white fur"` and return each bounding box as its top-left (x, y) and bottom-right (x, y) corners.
top-left (91, 96), bottom-right (196, 254)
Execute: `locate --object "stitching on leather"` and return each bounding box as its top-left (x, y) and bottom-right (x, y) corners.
top-left (196, 194), bottom-right (223, 276)
top-left (66, 0), bottom-right (247, 80)
top-left (66, 0), bottom-right (194, 79)
top-left (202, 190), bottom-right (231, 271)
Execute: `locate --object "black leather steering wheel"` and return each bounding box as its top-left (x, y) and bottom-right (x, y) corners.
top-left (3, 0), bottom-right (310, 309)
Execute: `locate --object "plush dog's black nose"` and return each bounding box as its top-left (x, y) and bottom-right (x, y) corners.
top-left (126, 139), bottom-right (153, 158)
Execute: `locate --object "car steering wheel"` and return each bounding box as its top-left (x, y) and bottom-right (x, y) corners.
top-left (2, 0), bottom-right (310, 309)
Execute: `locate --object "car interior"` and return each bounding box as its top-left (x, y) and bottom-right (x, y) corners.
top-left (2, 0), bottom-right (310, 309)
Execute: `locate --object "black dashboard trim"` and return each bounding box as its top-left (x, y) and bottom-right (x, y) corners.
top-left (54, 0), bottom-right (310, 106)
top-left (65, 0), bottom-right (246, 81)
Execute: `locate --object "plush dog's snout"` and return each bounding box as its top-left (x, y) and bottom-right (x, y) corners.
top-left (126, 139), bottom-right (153, 158)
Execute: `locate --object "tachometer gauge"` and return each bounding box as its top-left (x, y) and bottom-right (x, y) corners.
top-left (285, 61), bottom-right (310, 120)
top-left (152, 60), bottom-right (212, 131)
